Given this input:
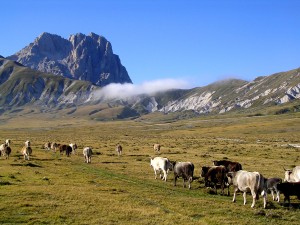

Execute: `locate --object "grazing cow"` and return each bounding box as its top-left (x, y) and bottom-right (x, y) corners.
top-left (59, 144), bottom-right (72, 157)
top-left (226, 170), bottom-right (267, 208)
top-left (51, 142), bottom-right (59, 152)
top-left (173, 161), bottom-right (194, 189)
top-left (44, 142), bottom-right (51, 150)
top-left (116, 144), bottom-right (122, 156)
top-left (277, 182), bottom-right (300, 205)
top-left (21, 146), bottom-right (32, 160)
top-left (153, 144), bottom-right (161, 153)
top-left (213, 160), bottom-right (242, 172)
top-left (0, 143), bottom-right (7, 156)
top-left (70, 143), bottom-right (78, 154)
top-left (150, 157), bottom-right (173, 182)
top-left (265, 177), bottom-right (282, 202)
top-left (284, 166), bottom-right (300, 182)
top-left (83, 147), bottom-right (93, 163)
top-left (205, 165), bottom-right (229, 195)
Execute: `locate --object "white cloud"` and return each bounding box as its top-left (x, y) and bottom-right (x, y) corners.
top-left (93, 79), bottom-right (189, 100)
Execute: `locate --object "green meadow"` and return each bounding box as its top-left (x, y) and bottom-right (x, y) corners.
top-left (0, 112), bottom-right (300, 224)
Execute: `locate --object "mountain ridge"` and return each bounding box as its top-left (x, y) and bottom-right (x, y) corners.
top-left (7, 32), bottom-right (132, 86)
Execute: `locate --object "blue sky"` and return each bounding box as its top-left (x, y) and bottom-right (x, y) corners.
top-left (1, 0), bottom-right (300, 88)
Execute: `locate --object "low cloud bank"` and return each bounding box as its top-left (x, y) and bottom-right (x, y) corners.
top-left (93, 79), bottom-right (189, 100)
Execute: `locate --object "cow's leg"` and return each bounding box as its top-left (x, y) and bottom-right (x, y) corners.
top-left (271, 189), bottom-right (275, 201)
top-left (183, 179), bottom-right (186, 188)
top-left (163, 170), bottom-right (167, 181)
top-left (243, 192), bottom-right (247, 205)
top-left (174, 176), bottom-right (177, 186)
top-left (154, 169), bottom-right (157, 179)
top-left (262, 191), bottom-right (267, 209)
top-left (232, 188), bottom-right (238, 203)
top-left (276, 190), bottom-right (280, 202)
top-left (251, 190), bottom-right (256, 208)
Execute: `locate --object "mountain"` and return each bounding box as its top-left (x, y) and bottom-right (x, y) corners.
top-left (7, 32), bottom-right (132, 86)
top-left (1, 56), bottom-right (300, 119)
top-left (0, 57), bottom-right (98, 109)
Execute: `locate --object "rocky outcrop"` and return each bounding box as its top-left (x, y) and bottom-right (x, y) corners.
top-left (8, 32), bottom-right (132, 86)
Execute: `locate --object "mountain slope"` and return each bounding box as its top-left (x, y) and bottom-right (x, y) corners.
top-left (7, 32), bottom-right (132, 86)
top-left (0, 57), bottom-right (98, 108)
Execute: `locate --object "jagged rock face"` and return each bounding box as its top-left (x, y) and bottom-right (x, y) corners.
top-left (8, 32), bottom-right (132, 86)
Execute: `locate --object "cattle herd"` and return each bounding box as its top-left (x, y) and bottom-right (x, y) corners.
top-left (1, 139), bottom-right (300, 209)
top-left (149, 153), bottom-right (300, 209)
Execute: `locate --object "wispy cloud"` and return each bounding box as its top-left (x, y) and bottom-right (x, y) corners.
top-left (93, 79), bottom-right (189, 100)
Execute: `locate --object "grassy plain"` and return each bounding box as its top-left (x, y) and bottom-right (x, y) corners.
top-left (0, 112), bottom-right (300, 224)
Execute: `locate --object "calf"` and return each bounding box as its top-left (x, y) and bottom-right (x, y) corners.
top-left (205, 165), bottom-right (229, 195)
top-left (83, 147), bottom-right (93, 163)
top-left (150, 157), bottom-right (173, 182)
top-left (213, 160), bottom-right (242, 172)
top-left (173, 161), bottom-right (194, 189)
top-left (277, 182), bottom-right (300, 205)
top-left (265, 177), bottom-right (282, 202)
top-left (226, 170), bottom-right (267, 208)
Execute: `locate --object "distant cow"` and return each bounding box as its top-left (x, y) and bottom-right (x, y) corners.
top-left (1, 146), bottom-right (11, 159)
top-left (51, 142), bottom-right (59, 152)
top-left (213, 160), bottom-right (242, 172)
top-left (25, 140), bottom-right (30, 148)
top-left (284, 166), bottom-right (300, 182)
top-left (116, 144), bottom-right (122, 156)
top-left (59, 144), bottom-right (72, 157)
top-left (226, 170), bottom-right (267, 208)
top-left (205, 165), bottom-right (229, 195)
top-left (265, 177), bottom-right (282, 202)
top-left (70, 143), bottom-right (78, 155)
top-left (5, 139), bottom-right (11, 146)
top-left (173, 161), bottom-right (194, 189)
top-left (21, 146), bottom-right (32, 160)
top-left (153, 144), bottom-right (161, 153)
top-left (0, 143), bottom-right (7, 157)
top-left (83, 147), bottom-right (93, 163)
top-left (150, 157), bottom-right (173, 181)
top-left (277, 182), bottom-right (300, 205)
top-left (44, 142), bottom-right (51, 150)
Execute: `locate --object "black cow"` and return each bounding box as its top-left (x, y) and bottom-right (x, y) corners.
top-left (277, 182), bottom-right (300, 205)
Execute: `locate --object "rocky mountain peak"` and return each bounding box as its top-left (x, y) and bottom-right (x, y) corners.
top-left (8, 32), bottom-right (132, 86)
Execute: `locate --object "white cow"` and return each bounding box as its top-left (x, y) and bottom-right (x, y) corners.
top-left (5, 139), bottom-right (11, 146)
top-left (226, 170), bottom-right (267, 208)
top-left (150, 157), bottom-right (173, 181)
top-left (284, 166), bottom-right (300, 182)
top-left (25, 140), bottom-right (30, 148)
top-left (83, 147), bottom-right (93, 163)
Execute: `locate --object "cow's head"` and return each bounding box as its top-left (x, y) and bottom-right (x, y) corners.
top-left (283, 168), bottom-right (292, 182)
top-left (225, 172), bottom-right (235, 186)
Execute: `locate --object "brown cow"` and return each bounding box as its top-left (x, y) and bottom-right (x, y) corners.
top-left (213, 160), bottom-right (242, 172)
top-left (205, 165), bottom-right (229, 195)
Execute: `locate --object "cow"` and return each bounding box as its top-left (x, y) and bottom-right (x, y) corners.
top-left (201, 166), bottom-right (214, 186)
top-left (213, 160), bottom-right (242, 172)
top-left (21, 146), bottom-right (32, 160)
top-left (59, 144), bottom-right (72, 157)
top-left (51, 142), bottom-right (59, 152)
top-left (5, 139), bottom-right (11, 147)
top-left (25, 140), bottom-right (30, 148)
top-left (83, 147), bottom-right (93, 163)
top-left (153, 144), bottom-right (161, 153)
top-left (284, 166), bottom-right (300, 182)
top-left (173, 161), bottom-right (194, 189)
top-left (150, 157), bottom-right (173, 182)
top-left (1, 146), bottom-right (11, 159)
top-left (265, 177), bottom-right (282, 202)
top-left (116, 144), bottom-right (122, 156)
top-left (205, 165), bottom-right (229, 195)
top-left (277, 182), bottom-right (300, 206)
top-left (0, 143), bottom-right (7, 157)
top-left (70, 143), bottom-right (78, 155)
top-left (226, 170), bottom-right (267, 208)
top-left (44, 142), bottom-right (51, 150)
